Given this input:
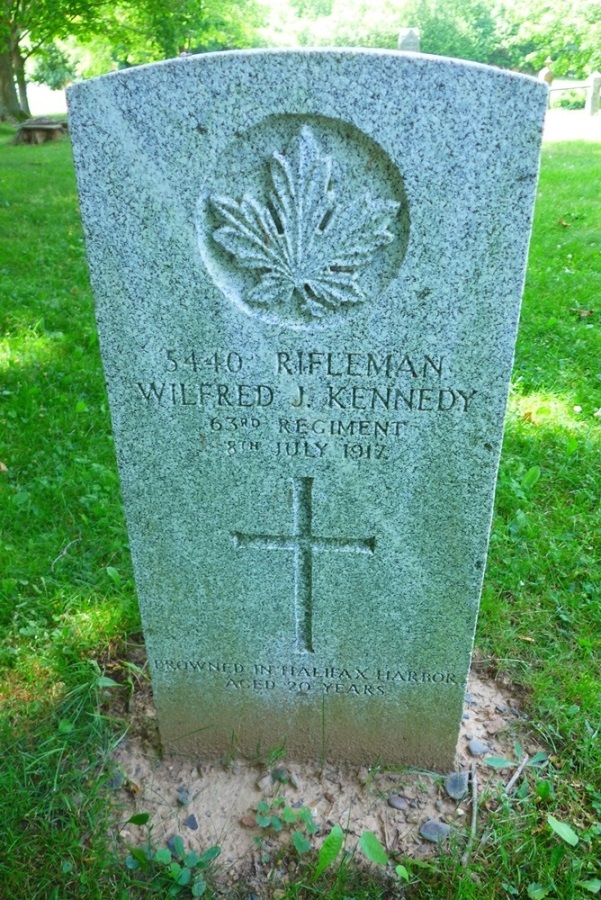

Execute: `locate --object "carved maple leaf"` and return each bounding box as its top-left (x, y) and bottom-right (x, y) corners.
top-left (211, 126), bottom-right (400, 318)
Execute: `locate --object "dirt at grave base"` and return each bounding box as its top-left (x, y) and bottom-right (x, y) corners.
top-left (108, 661), bottom-right (543, 894)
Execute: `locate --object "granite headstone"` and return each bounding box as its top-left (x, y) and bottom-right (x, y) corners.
top-left (398, 28), bottom-right (421, 51)
top-left (585, 71), bottom-right (601, 116)
top-left (68, 51), bottom-right (547, 770)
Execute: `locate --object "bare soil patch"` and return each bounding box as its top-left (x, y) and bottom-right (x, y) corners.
top-left (104, 652), bottom-right (543, 894)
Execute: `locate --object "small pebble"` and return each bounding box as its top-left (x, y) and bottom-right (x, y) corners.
top-left (289, 771), bottom-right (301, 790)
top-left (464, 692), bottom-right (474, 703)
top-left (435, 800), bottom-right (444, 813)
top-left (240, 814), bottom-right (257, 828)
top-left (272, 767), bottom-right (289, 783)
top-left (388, 794), bottom-right (408, 811)
top-left (468, 739), bottom-right (489, 756)
top-left (419, 819), bottom-right (451, 843)
top-left (106, 772), bottom-right (124, 789)
top-left (256, 774), bottom-right (272, 791)
top-left (485, 715), bottom-right (504, 733)
top-left (183, 813), bottom-right (198, 830)
top-left (324, 791), bottom-right (335, 804)
top-left (465, 733), bottom-right (474, 741)
top-left (166, 835), bottom-right (177, 852)
top-left (176, 786), bottom-right (190, 806)
top-left (463, 713), bottom-right (470, 719)
top-left (444, 771), bottom-right (469, 800)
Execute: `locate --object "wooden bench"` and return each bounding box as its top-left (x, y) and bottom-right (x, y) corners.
top-left (12, 118), bottom-right (68, 145)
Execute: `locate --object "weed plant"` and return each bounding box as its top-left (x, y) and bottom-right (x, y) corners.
top-left (0, 126), bottom-right (599, 898)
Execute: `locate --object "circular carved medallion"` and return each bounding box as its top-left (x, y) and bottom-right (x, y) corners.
top-left (197, 114), bottom-right (409, 329)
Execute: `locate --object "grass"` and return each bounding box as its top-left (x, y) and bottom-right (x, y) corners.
top-left (0, 124), bottom-right (599, 898)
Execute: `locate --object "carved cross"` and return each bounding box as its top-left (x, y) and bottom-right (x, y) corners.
top-left (232, 477), bottom-right (375, 652)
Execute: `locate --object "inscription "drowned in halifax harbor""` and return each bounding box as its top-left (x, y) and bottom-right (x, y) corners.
top-left (152, 660), bottom-right (463, 694)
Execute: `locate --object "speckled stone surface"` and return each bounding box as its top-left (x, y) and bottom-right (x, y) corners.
top-left (68, 50), bottom-right (547, 770)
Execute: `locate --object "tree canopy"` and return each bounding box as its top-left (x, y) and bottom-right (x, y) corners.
top-left (261, 0), bottom-right (600, 76)
top-left (0, 0), bottom-right (106, 116)
top-left (92, 0), bottom-right (264, 68)
top-left (0, 0), bottom-right (264, 118)
top-left (1, 0), bottom-right (599, 120)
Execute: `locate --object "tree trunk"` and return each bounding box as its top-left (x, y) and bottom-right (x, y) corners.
top-left (0, 52), bottom-right (21, 121)
top-left (12, 51), bottom-right (30, 117)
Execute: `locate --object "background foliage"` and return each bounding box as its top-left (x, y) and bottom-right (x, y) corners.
top-left (0, 0), bottom-right (600, 119)
top-left (263, 0), bottom-right (600, 74)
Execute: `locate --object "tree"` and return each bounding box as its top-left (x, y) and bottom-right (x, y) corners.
top-left (76, 0), bottom-right (265, 75)
top-left (496, 0), bottom-right (601, 76)
top-left (400, 0), bottom-right (499, 62)
top-left (31, 43), bottom-right (77, 91)
top-left (262, 0), bottom-right (599, 74)
top-left (0, 0), bottom-right (103, 119)
top-left (0, 50), bottom-right (21, 119)
top-left (0, 0), bottom-right (264, 120)
top-left (264, 0), bottom-right (501, 60)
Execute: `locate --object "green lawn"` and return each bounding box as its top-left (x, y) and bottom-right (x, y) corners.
top-left (0, 124), bottom-right (599, 898)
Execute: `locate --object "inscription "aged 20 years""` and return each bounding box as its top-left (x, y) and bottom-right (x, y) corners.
top-left (152, 658), bottom-right (463, 696)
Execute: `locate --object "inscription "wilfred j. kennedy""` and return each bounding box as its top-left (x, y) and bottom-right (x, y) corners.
top-left (136, 382), bottom-right (477, 412)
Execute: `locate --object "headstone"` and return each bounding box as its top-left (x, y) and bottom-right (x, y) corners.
top-left (67, 51), bottom-right (546, 771)
top-left (585, 71), bottom-right (601, 115)
top-left (538, 58), bottom-right (554, 86)
top-left (398, 28), bottom-right (420, 52)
